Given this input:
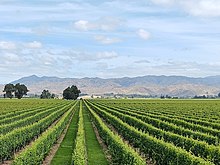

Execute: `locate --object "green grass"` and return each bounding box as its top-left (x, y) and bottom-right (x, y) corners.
top-left (83, 103), bottom-right (108, 165)
top-left (50, 106), bottom-right (79, 165)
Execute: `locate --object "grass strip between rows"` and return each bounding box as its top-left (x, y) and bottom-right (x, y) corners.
top-left (82, 101), bottom-right (108, 165)
top-left (50, 103), bottom-right (79, 165)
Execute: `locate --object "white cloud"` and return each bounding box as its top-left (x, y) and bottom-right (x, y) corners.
top-left (64, 50), bottom-right (118, 61)
top-left (151, 0), bottom-right (175, 6)
top-left (74, 20), bottom-right (93, 31)
top-left (137, 29), bottom-right (151, 40)
top-left (100, 60), bottom-right (220, 79)
top-left (0, 40), bottom-right (43, 50)
top-left (74, 17), bottom-right (124, 31)
top-left (98, 17), bottom-right (124, 31)
top-left (134, 60), bottom-right (151, 64)
top-left (25, 41), bottom-right (42, 49)
top-left (96, 51), bottom-right (118, 59)
top-left (2, 53), bottom-right (21, 63)
top-left (95, 62), bottom-right (109, 69)
top-left (1, 0), bottom-right (220, 83)
top-left (151, 0), bottom-right (220, 17)
top-left (181, 0), bottom-right (220, 17)
top-left (0, 41), bottom-right (16, 50)
top-left (94, 35), bottom-right (121, 44)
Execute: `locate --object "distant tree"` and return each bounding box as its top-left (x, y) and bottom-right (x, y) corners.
top-left (51, 93), bottom-right (55, 99)
top-left (160, 95), bottom-right (165, 99)
top-left (218, 93), bottom-right (220, 98)
top-left (194, 95), bottom-right (207, 99)
top-left (40, 89), bottom-right (52, 99)
top-left (165, 95), bottom-right (171, 99)
top-left (3, 83), bottom-right (28, 99)
top-left (14, 83), bottom-right (29, 99)
top-left (3, 84), bottom-right (15, 99)
top-left (63, 85), bottom-right (81, 100)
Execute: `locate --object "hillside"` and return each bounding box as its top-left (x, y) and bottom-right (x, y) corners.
top-left (4, 75), bottom-right (220, 97)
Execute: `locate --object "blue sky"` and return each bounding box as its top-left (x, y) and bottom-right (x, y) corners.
top-left (0, 0), bottom-right (220, 83)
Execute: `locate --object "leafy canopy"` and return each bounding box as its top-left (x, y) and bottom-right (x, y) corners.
top-left (3, 83), bottom-right (28, 99)
top-left (63, 85), bottom-right (81, 100)
top-left (40, 89), bottom-right (55, 99)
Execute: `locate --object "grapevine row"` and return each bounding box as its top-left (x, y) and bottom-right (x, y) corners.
top-left (93, 101), bottom-right (218, 145)
top-left (0, 100), bottom-right (60, 121)
top-left (121, 104), bottom-right (220, 130)
top-left (86, 101), bottom-right (213, 165)
top-left (84, 101), bottom-right (146, 165)
top-left (0, 103), bottom-right (68, 135)
top-left (89, 102), bottom-right (220, 164)
top-left (98, 102), bottom-right (220, 139)
top-left (0, 102), bottom-right (66, 125)
top-left (72, 101), bottom-right (87, 165)
top-left (12, 104), bottom-right (75, 165)
top-left (0, 102), bottom-right (75, 162)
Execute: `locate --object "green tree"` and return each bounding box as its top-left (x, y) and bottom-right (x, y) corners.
top-left (40, 90), bottom-right (51, 99)
top-left (40, 90), bottom-right (55, 99)
top-left (218, 93), bottom-right (220, 98)
top-left (14, 83), bottom-right (29, 99)
top-left (3, 84), bottom-right (15, 99)
top-left (63, 85), bottom-right (81, 100)
top-left (51, 93), bottom-right (55, 99)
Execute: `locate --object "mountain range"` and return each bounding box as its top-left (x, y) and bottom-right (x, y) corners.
top-left (0, 75), bottom-right (219, 97)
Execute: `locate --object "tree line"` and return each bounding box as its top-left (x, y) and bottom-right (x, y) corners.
top-left (3, 83), bottom-right (28, 99)
top-left (3, 84), bottom-right (81, 100)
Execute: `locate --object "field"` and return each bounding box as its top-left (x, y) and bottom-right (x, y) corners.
top-left (1, 99), bottom-right (220, 165)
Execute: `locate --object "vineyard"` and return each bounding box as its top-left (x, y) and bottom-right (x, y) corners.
top-left (0, 99), bottom-right (220, 165)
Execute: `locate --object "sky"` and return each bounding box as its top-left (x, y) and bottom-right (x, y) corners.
top-left (0, 0), bottom-right (220, 83)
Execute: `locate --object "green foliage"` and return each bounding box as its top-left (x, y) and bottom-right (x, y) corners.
top-left (50, 106), bottom-right (79, 165)
top-left (95, 102), bottom-right (219, 145)
top-left (2, 99), bottom-right (220, 164)
top-left (3, 83), bottom-right (28, 99)
top-left (63, 85), bottom-right (81, 100)
top-left (0, 103), bottom-right (72, 162)
top-left (0, 99), bottom-right (63, 120)
top-left (14, 83), bottom-right (29, 99)
top-left (3, 83), bottom-right (15, 99)
top-left (92, 103), bottom-right (220, 164)
top-left (12, 104), bottom-right (75, 165)
top-left (72, 101), bottom-right (87, 165)
top-left (87, 101), bottom-right (214, 165)
top-left (84, 100), bottom-right (146, 165)
top-left (0, 105), bottom-right (52, 125)
top-left (40, 89), bottom-right (55, 99)
top-left (0, 103), bottom-right (67, 135)
top-left (82, 102), bottom-right (108, 165)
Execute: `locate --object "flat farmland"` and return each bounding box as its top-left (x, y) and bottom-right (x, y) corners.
top-left (1, 99), bottom-right (220, 165)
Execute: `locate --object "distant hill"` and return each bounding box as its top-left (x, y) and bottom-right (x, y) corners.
top-left (6, 75), bottom-right (220, 97)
